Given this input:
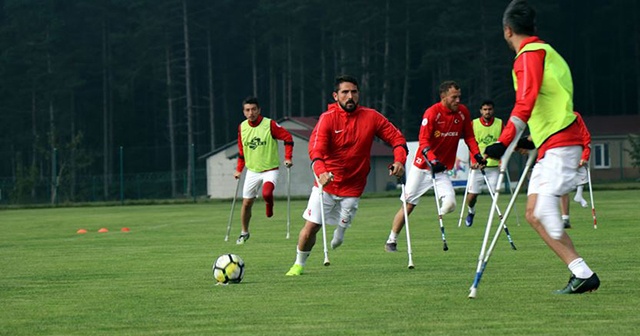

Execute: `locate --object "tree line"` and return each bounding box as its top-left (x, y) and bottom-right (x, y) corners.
top-left (0, 0), bottom-right (638, 203)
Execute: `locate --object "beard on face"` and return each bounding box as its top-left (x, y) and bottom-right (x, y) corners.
top-left (341, 99), bottom-right (358, 112)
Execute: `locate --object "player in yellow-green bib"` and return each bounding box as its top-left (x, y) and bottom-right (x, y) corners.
top-left (234, 97), bottom-right (293, 244)
top-left (484, 0), bottom-right (599, 294)
top-left (463, 100), bottom-right (503, 227)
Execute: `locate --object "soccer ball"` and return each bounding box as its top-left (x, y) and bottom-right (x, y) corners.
top-left (213, 253), bottom-right (245, 284)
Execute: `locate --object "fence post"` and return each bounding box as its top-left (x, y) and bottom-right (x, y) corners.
top-left (51, 148), bottom-right (58, 205)
top-left (190, 143), bottom-right (196, 202)
top-left (120, 146), bottom-right (124, 204)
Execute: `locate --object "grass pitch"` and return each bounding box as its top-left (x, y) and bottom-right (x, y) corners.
top-left (1, 189), bottom-right (639, 335)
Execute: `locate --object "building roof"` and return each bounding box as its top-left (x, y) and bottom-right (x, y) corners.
top-left (282, 116), bottom-right (319, 130)
top-left (582, 115), bottom-right (640, 136)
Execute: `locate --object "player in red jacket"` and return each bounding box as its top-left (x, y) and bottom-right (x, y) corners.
top-left (560, 111), bottom-right (591, 228)
top-left (286, 75), bottom-right (408, 276)
top-left (385, 81), bottom-right (485, 252)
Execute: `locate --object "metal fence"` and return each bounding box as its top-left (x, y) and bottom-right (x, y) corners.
top-left (0, 169), bottom-right (208, 205)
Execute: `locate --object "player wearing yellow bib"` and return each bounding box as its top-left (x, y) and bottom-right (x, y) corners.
top-left (485, 0), bottom-right (599, 294)
top-left (234, 97), bottom-right (293, 244)
top-left (464, 100), bottom-right (503, 227)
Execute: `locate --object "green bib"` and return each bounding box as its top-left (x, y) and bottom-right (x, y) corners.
top-left (240, 117), bottom-right (280, 172)
top-left (512, 43), bottom-right (576, 147)
top-left (473, 118), bottom-right (502, 167)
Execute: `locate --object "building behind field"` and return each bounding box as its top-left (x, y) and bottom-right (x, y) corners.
top-left (583, 115), bottom-right (640, 181)
top-left (201, 117), bottom-right (400, 199)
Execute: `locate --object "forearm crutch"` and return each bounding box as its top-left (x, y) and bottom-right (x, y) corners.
top-left (457, 168), bottom-right (474, 228)
top-left (390, 164), bottom-right (415, 269)
top-left (224, 177), bottom-right (242, 242)
top-left (481, 169), bottom-right (516, 250)
top-left (469, 116), bottom-right (526, 299)
top-left (312, 168), bottom-right (332, 266)
top-left (586, 166), bottom-right (597, 229)
top-left (423, 149), bottom-right (449, 251)
top-left (286, 166), bottom-right (292, 239)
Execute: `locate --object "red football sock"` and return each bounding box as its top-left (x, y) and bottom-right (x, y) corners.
top-left (263, 182), bottom-right (275, 218)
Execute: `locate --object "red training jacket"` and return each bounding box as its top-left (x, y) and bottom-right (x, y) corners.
top-left (310, 103), bottom-right (407, 197)
top-left (415, 102), bottom-right (480, 170)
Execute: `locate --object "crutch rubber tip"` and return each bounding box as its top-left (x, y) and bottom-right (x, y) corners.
top-left (443, 245), bottom-right (449, 251)
top-left (323, 261), bottom-right (330, 266)
top-left (468, 288), bottom-right (477, 299)
top-left (408, 265), bottom-right (415, 269)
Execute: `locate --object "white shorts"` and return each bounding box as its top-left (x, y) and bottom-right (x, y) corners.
top-left (402, 166), bottom-right (455, 205)
top-left (468, 167), bottom-right (500, 194)
top-left (574, 166), bottom-right (588, 186)
top-left (242, 169), bottom-right (279, 199)
top-left (527, 146), bottom-right (581, 196)
top-left (302, 187), bottom-right (359, 227)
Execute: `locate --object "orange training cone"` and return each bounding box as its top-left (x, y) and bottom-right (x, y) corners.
top-left (98, 228), bottom-right (109, 233)
top-left (121, 227), bottom-right (130, 232)
top-left (77, 229), bottom-right (88, 234)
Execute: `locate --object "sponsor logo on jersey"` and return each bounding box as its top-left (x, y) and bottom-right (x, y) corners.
top-left (434, 131), bottom-right (459, 138)
top-left (246, 137), bottom-right (267, 150)
top-left (480, 135), bottom-right (498, 146)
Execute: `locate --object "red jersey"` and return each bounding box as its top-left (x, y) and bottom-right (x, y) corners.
top-left (498, 36), bottom-right (582, 160)
top-left (310, 103), bottom-right (407, 197)
top-left (236, 115), bottom-right (294, 172)
top-left (415, 102), bottom-right (480, 170)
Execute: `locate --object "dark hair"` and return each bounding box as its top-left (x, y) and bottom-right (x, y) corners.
top-left (480, 100), bottom-right (494, 108)
top-left (438, 80), bottom-right (460, 96)
top-left (334, 75), bottom-right (359, 92)
top-left (242, 96), bottom-right (260, 108)
top-left (503, 0), bottom-right (536, 36)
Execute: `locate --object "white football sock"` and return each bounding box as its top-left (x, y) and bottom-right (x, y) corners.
top-left (331, 225), bottom-right (347, 249)
top-left (568, 257), bottom-right (594, 279)
top-left (574, 186), bottom-right (586, 206)
top-left (295, 249), bottom-right (311, 266)
top-left (387, 230), bottom-right (398, 244)
top-left (333, 225), bottom-right (347, 240)
top-left (468, 206), bottom-right (475, 215)
top-left (562, 215), bottom-right (570, 221)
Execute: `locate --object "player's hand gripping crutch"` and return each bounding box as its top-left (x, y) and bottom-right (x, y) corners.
top-left (313, 169), bottom-right (333, 266)
top-left (468, 116), bottom-right (527, 299)
top-left (480, 169), bottom-right (517, 250)
top-left (422, 148), bottom-right (449, 251)
top-left (586, 166), bottom-right (597, 229)
top-left (457, 168), bottom-right (474, 228)
top-left (224, 176), bottom-right (242, 242)
top-left (389, 164), bottom-right (414, 269)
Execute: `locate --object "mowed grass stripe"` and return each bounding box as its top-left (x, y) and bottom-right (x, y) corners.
top-left (1, 190), bottom-right (639, 335)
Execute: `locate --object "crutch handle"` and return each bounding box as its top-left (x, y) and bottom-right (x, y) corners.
top-left (388, 164), bottom-right (406, 185)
